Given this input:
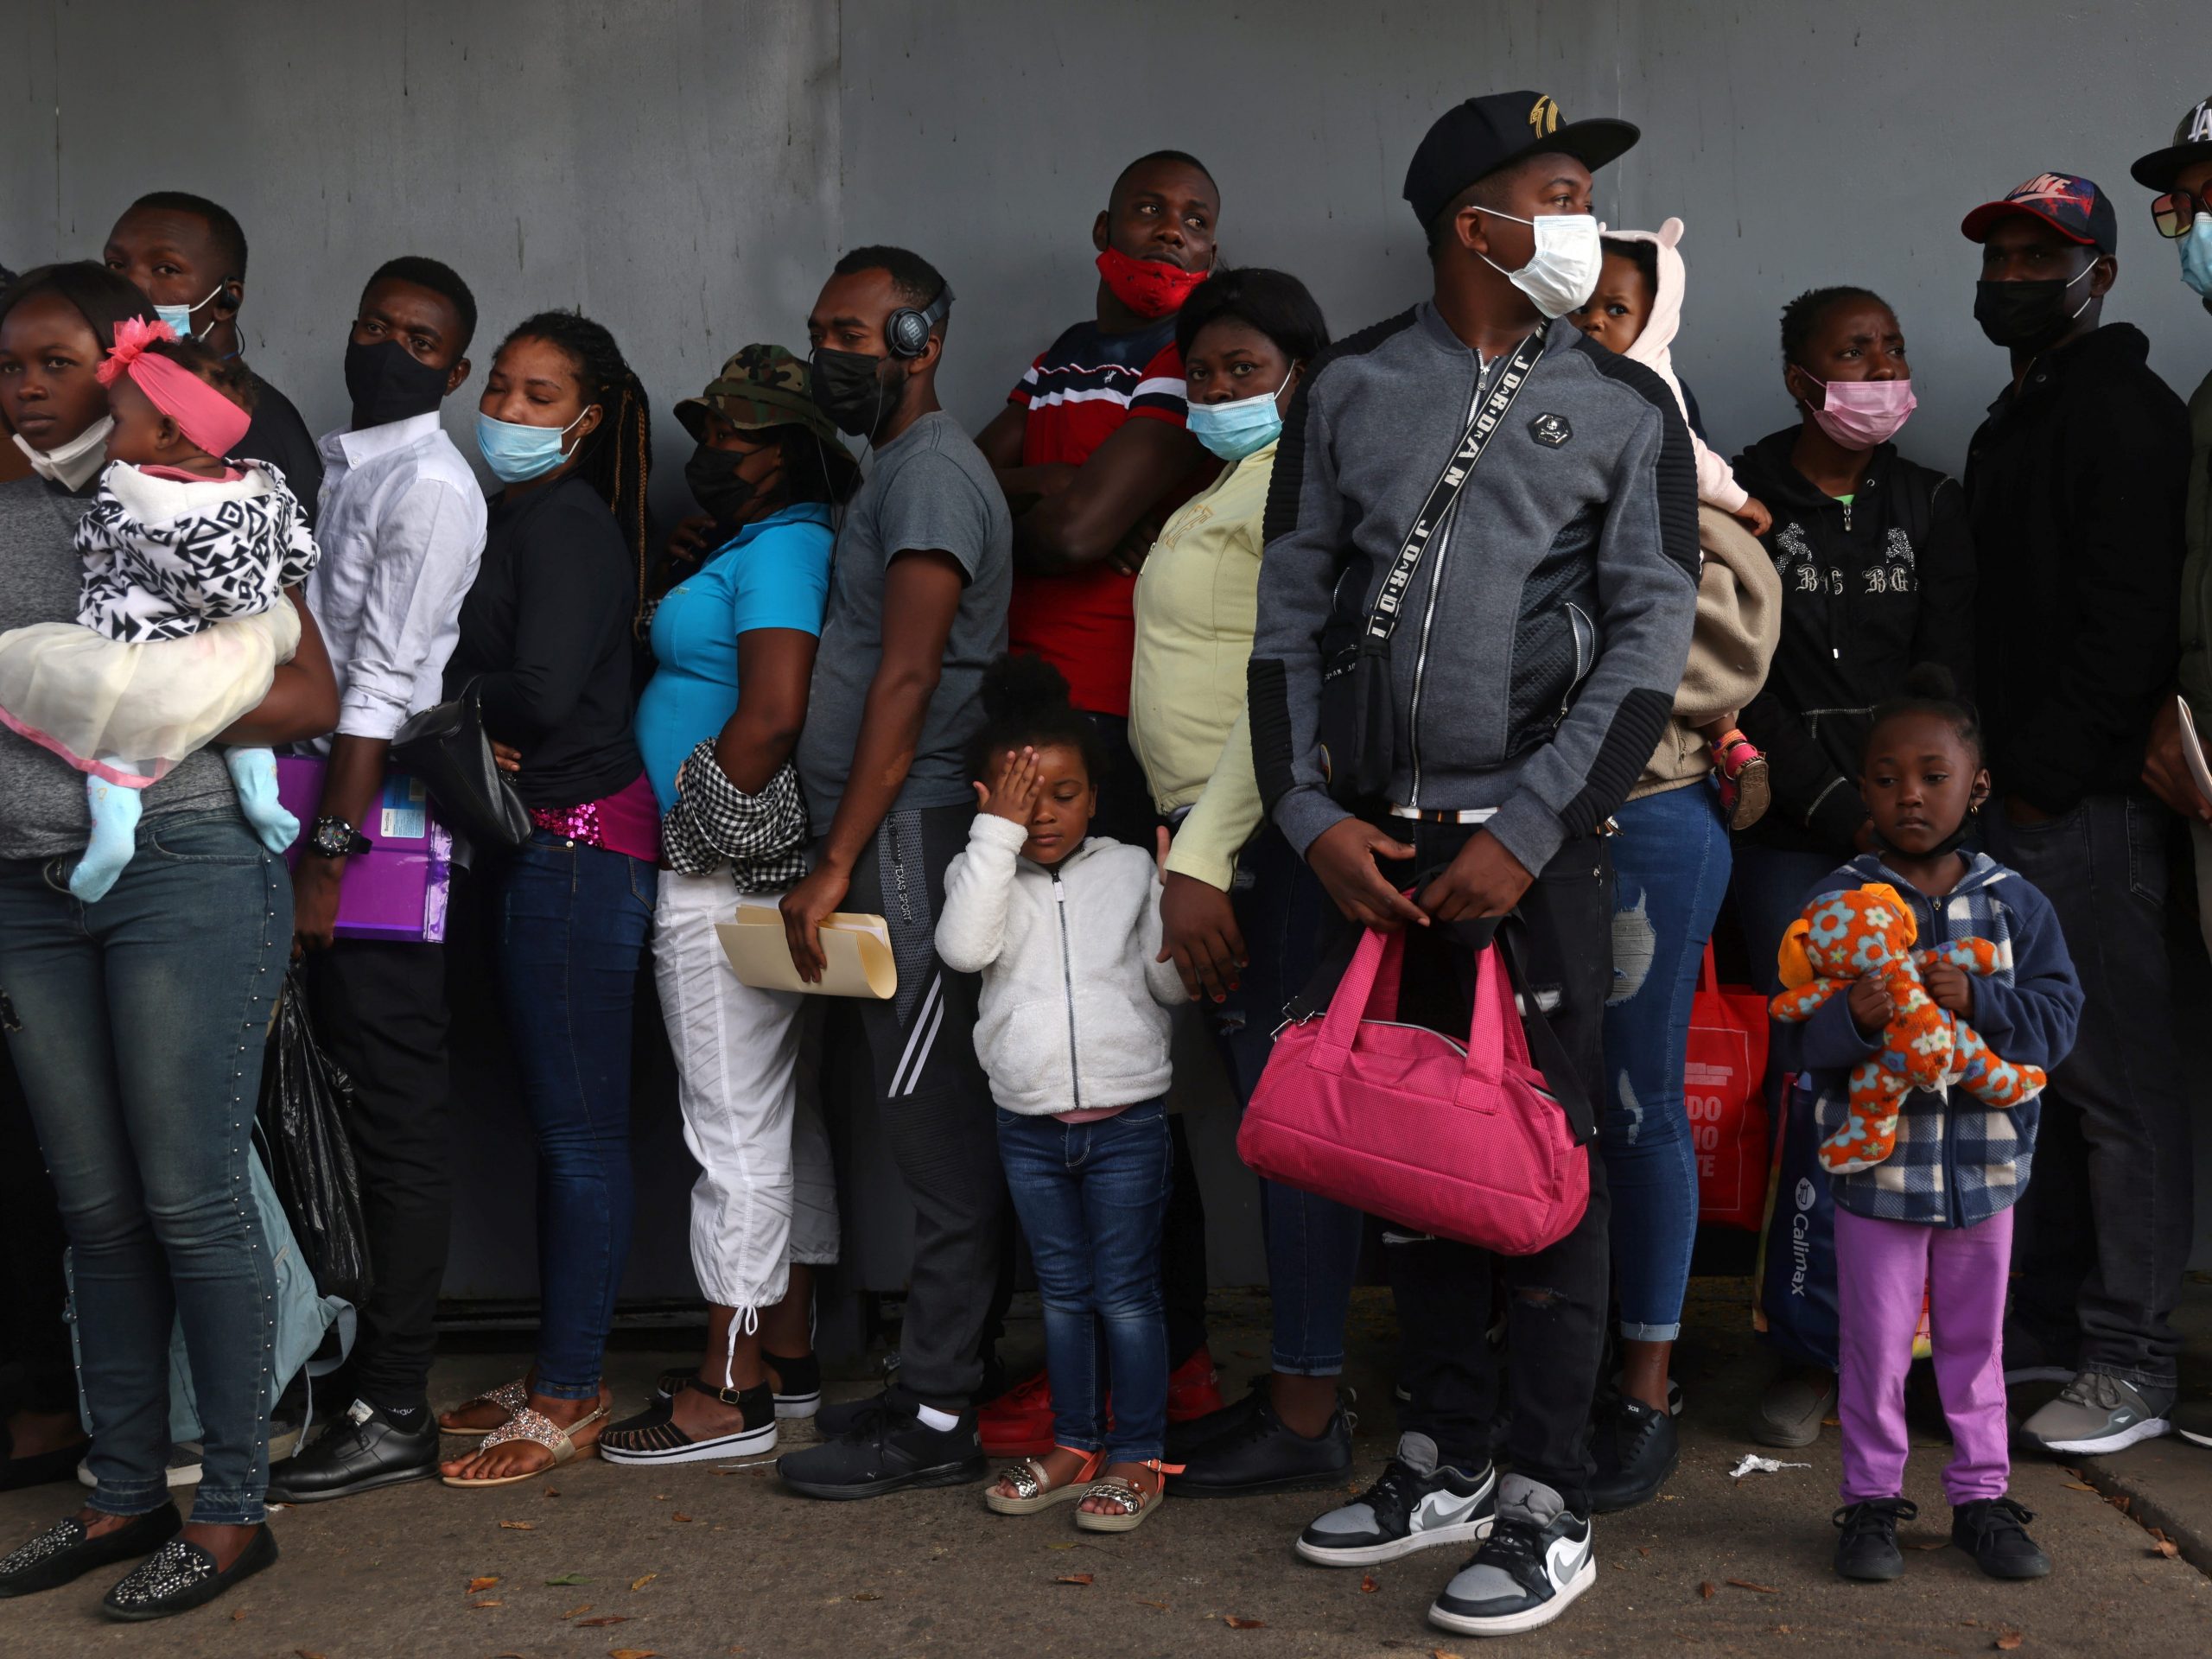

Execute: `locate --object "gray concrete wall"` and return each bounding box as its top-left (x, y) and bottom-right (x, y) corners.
top-left (7, 1), bottom-right (2211, 1299)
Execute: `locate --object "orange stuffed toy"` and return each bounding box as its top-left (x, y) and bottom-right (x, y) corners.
top-left (1771, 883), bottom-right (2047, 1174)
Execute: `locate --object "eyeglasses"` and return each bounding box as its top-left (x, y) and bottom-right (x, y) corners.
top-left (2152, 188), bottom-right (2211, 238)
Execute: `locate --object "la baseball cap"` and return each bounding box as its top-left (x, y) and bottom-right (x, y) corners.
top-left (2132, 94), bottom-right (2212, 191)
top-left (1402, 91), bottom-right (1638, 231)
top-left (1960, 172), bottom-right (2118, 255)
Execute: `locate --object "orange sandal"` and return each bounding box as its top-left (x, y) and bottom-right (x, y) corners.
top-left (1073, 1459), bottom-right (1181, 1533)
top-left (984, 1445), bottom-right (1108, 1515)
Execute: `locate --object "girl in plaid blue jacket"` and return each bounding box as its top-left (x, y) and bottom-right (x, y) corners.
top-left (1772, 668), bottom-right (2080, 1586)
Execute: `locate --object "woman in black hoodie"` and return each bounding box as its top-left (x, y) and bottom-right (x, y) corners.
top-left (1729, 285), bottom-right (1976, 1445)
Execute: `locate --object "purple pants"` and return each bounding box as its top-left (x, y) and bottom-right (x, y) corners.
top-left (1835, 1205), bottom-right (2013, 1505)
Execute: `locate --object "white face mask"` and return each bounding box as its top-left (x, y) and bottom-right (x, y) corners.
top-left (12, 416), bottom-right (115, 492)
top-left (1478, 209), bottom-right (1604, 319)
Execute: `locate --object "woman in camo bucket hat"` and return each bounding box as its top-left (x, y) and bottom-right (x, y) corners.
top-left (601, 345), bottom-right (855, 1467)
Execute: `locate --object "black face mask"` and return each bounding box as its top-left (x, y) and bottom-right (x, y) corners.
top-left (1972, 268), bottom-right (2093, 352)
top-left (809, 347), bottom-right (898, 439)
top-left (344, 337), bottom-right (450, 429)
top-left (684, 443), bottom-right (765, 531)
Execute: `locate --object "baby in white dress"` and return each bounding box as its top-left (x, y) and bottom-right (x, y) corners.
top-left (0, 318), bottom-right (319, 899)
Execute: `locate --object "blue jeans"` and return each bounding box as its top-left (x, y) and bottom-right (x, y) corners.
top-left (493, 831), bottom-right (657, 1398)
top-left (1599, 785), bottom-right (1732, 1342)
top-left (995, 1099), bottom-right (1172, 1461)
top-left (1214, 825), bottom-right (1363, 1376)
top-left (0, 812), bottom-right (286, 1525)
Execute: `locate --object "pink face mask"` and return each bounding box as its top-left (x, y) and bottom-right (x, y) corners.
top-left (1796, 370), bottom-right (1916, 450)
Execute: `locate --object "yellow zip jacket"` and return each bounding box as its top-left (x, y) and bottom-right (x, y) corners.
top-left (1128, 440), bottom-right (1275, 892)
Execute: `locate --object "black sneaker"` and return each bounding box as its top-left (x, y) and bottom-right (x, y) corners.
top-left (1587, 1395), bottom-right (1680, 1513)
top-left (1832, 1497), bottom-right (1916, 1581)
top-left (776, 1402), bottom-right (984, 1500)
top-left (265, 1400), bottom-right (437, 1504)
top-left (814, 1388), bottom-right (894, 1439)
top-left (1165, 1374), bottom-right (1269, 1462)
top-left (1296, 1433), bottom-right (1494, 1566)
top-left (1952, 1497), bottom-right (2051, 1580)
top-left (1166, 1389), bottom-right (1351, 1498)
top-left (1427, 1475), bottom-right (1594, 1637)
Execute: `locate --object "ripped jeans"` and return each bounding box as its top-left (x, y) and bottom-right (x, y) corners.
top-left (1597, 783), bottom-right (1732, 1342)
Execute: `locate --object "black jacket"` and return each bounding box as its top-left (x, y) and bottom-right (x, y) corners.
top-left (238, 372), bottom-right (324, 527)
top-left (444, 474), bottom-right (643, 810)
top-left (1964, 323), bottom-right (2187, 815)
top-left (1730, 427), bottom-right (1976, 855)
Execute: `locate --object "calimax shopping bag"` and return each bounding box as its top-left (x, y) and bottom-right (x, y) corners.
top-left (1237, 927), bottom-right (1591, 1255)
top-left (1687, 944), bottom-right (1770, 1230)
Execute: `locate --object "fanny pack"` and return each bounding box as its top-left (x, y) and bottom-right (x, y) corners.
top-left (1317, 326), bottom-right (1547, 804)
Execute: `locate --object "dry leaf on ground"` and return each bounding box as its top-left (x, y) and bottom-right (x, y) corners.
top-left (563, 1604), bottom-right (594, 1618)
top-left (672, 1512), bottom-right (693, 1523)
top-left (1699, 1581), bottom-right (1715, 1599)
top-left (1224, 1617), bottom-right (1266, 1629)
top-left (576, 1615), bottom-right (630, 1627)
top-left (1360, 1574), bottom-right (1380, 1593)
top-left (467, 1576), bottom-right (500, 1592)
top-left (851, 1591), bottom-right (882, 1601)
top-left (1055, 1573), bottom-right (1094, 1586)
top-left (630, 1573), bottom-right (659, 1591)
top-left (471, 1599), bottom-right (504, 1610)
top-left (609, 1649), bottom-right (662, 1659)
top-left (2063, 1481), bottom-right (2097, 1491)
top-left (2151, 1538), bottom-right (2181, 1559)
top-left (1994, 1635), bottom-right (2023, 1652)
top-left (499, 1520), bottom-right (536, 1531)
top-left (1133, 1599), bottom-right (1168, 1611)
top-left (1726, 1579), bottom-right (1780, 1593)
top-left (1433, 1650), bottom-right (1466, 1659)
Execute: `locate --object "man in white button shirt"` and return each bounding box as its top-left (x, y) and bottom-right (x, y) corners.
top-left (271, 257), bottom-right (488, 1505)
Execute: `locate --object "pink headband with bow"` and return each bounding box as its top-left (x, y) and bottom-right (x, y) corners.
top-left (97, 317), bottom-right (251, 460)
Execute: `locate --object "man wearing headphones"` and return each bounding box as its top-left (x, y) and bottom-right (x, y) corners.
top-left (776, 245), bottom-right (1014, 1500)
top-left (101, 192), bottom-right (324, 521)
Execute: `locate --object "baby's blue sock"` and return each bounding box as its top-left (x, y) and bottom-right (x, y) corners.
top-left (70, 775), bottom-right (143, 903)
top-left (225, 746), bottom-right (300, 854)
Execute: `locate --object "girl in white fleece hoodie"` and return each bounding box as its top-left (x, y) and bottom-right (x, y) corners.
top-left (1572, 218), bottom-right (1772, 830)
top-left (937, 656), bottom-right (1187, 1532)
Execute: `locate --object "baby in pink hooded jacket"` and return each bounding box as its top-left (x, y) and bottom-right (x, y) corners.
top-left (1571, 217), bottom-right (1771, 828)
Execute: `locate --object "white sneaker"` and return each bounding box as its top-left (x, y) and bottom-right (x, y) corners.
top-left (1296, 1433), bottom-right (1494, 1566)
top-left (1428, 1475), bottom-right (1595, 1637)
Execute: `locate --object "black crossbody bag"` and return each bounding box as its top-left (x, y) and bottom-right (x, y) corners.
top-left (1317, 327), bottom-right (1548, 804)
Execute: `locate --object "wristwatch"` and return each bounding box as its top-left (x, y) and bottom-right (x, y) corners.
top-left (306, 816), bottom-right (373, 859)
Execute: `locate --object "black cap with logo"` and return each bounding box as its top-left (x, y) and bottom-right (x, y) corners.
top-left (1402, 91), bottom-right (1639, 231)
top-left (2133, 95), bottom-right (2212, 191)
top-left (1960, 173), bottom-right (2119, 257)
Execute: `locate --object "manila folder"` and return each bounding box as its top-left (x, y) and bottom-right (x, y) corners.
top-left (718, 905), bottom-right (898, 999)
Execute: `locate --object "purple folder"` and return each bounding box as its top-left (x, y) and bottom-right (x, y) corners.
top-left (276, 756), bottom-right (453, 943)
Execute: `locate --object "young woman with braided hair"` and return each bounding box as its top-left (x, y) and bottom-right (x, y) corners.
top-left (431, 308), bottom-right (661, 1486)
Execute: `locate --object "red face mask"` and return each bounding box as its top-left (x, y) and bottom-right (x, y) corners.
top-left (1095, 245), bottom-right (1209, 320)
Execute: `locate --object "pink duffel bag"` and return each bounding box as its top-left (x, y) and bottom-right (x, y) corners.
top-left (1236, 925), bottom-right (1592, 1256)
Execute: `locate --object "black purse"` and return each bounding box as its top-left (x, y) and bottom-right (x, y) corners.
top-left (1319, 326), bottom-right (1548, 805)
top-left (390, 684), bottom-right (531, 851)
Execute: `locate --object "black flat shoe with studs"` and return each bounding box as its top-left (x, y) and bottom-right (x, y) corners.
top-left (0, 1503), bottom-right (181, 1599)
top-left (101, 1524), bottom-right (278, 1621)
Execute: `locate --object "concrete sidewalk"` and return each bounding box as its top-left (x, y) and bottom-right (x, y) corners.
top-left (3, 1279), bottom-right (2206, 1658)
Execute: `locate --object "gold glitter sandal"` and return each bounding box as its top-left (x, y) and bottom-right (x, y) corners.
top-left (441, 1402), bottom-right (609, 1488)
top-left (439, 1378), bottom-right (529, 1439)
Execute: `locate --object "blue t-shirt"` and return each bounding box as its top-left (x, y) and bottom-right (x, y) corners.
top-left (635, 502), bottom-right (834, 813)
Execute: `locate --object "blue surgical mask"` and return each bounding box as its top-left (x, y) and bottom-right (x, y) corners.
top-left (154, 281), bottom-right (226, 343)
top-left (1186, 372), bottom-right (1293, 461)
top-left (2181, 213), bottom-right (2212, 299)
top-left (475, 407), bottom-right (590, 483)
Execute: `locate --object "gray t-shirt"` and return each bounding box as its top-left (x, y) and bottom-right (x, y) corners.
top-left (0, 478), bottom-right (240, 861)
top-left (798, 411), bottom-right (1012, 832)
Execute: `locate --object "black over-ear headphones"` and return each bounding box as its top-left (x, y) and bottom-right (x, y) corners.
top-left (885, 283), bottom-right (955, 359)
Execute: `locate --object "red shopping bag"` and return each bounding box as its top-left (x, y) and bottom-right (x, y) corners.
top-left (1687, 944), bottom-right (1770, 1230)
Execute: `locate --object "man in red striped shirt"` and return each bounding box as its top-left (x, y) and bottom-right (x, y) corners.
top-left (976, 149), bottom-right (1221, 842)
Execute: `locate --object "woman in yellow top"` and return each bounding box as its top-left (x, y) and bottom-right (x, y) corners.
top-left (1128, 269), bottom-right (1360, 1495)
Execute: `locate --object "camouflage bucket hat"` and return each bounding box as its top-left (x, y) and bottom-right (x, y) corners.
top-left (672, 343), bottom-right (844, 447)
